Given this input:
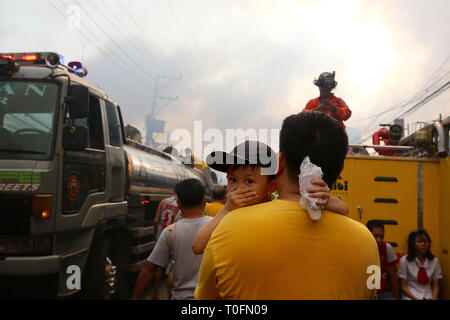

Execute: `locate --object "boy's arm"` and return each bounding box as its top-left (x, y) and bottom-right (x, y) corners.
top-left (192, 206), bottom-right (231, 255)
top-left (308, 179), bottom-right (348, 215)
top-left (325, 196), bottom-right (349, 215)
top-left (192, 187), bottom-right (257, 255)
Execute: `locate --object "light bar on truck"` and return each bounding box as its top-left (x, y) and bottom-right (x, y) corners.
top-left (0, 52), bottom-right (62, 67)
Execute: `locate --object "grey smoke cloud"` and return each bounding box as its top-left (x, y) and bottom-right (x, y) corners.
top-left (1, 0), bottom-right (449, 150)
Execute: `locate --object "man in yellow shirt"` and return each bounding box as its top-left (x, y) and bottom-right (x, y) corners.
top-left (195, 112), bottom-right (380, 300)
top-left (205, 186), bottom-right (227, 217)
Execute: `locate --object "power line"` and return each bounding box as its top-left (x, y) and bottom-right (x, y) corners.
top-left (99, 0), bottom-right (175, 75)
top-left (91, 0), bottom-right (158, 69)
top-left (117, 0), bottom-right (178, 75)
top-left (72, 0), bottom-right (154, 82)
top-left (395, 81), bottom-right (450, 120)
top-left (360, 80), bottom-right (450, 142)
top-left (359, 60), bottom-right (450, 137)
top-left (115, 0), bottom-right (197, 128)
top-left (59, 0), bottom-right (148, 83)
top-left (46, 0), bottom-right (145, 85)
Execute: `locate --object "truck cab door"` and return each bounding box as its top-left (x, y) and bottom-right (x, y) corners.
top-left (103, 100), bottom-right (126, 201)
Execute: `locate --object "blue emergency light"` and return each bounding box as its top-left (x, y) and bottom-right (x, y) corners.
top-left (68, 61), bottom-right (88, 77)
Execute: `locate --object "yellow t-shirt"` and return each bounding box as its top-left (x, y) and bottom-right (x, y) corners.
top-left (205, 202), bottom-right (224, 217)
top-left (195, 199), bottom-right (380, 300)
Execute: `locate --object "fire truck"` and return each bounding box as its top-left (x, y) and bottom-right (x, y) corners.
top-left (334, 117), bottom-right (450, 298)
top-left (0, 52), bottom-right (213, 299)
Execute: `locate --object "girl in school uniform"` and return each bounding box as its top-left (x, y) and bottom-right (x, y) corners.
top-left (398, 229), bottom-right (442, 300)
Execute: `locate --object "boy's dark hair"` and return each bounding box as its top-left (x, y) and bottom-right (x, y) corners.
top-left (366, 220), bottom-right (385, 232)
top-left (175, 179), bottom-right (205, 208)
top-left (279, 112), bottom-right (348, 187)
top-left (212, 185), bottom-right (227, 201)
top-left (407, 229), bottom-right (435, 262)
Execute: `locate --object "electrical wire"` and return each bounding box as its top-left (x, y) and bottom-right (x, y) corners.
top-left (46, 0), bottom-right (146, 86)
top-left (72, 0), bottom-right (154, 82)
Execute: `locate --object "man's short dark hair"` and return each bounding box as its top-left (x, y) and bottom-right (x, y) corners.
top-left (279, 112), bottom-right (348, 187)
top-left (175, 179), bottom-right (205, 208)
top-left (366, 220), bottom-right (385, 232)
top-left (212, 185), bottom-right (227, 201)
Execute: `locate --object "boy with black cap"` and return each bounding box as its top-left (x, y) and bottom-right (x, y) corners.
top-left (303, 71), bottom-right (351, 129)
top-left (192, 140), bottom-right (348, 255)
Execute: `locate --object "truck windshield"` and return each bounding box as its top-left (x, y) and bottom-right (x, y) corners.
top-left (0, 80), bottom-right (58, 159)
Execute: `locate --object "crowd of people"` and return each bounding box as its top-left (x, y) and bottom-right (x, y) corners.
top-left (131, 72), bottom-right (442, 300)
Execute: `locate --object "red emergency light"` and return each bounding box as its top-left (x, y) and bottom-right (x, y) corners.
top-left (0, 52), bottom-right (61, 67)
top-left (1, 55), bottom-right (15, 60)
top-left (22, 54), bottom-right (38, 61)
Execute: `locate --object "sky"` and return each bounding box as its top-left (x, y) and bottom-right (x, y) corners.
top-left (1, 0), bottom-right (449, 155)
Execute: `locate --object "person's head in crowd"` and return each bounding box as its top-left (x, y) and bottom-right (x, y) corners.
top-left (212, 185), bottom-right (227, 204)
top-left (407, 229), bottom-right (435, 262)
top-left (163, 145), bottom-right (178, 157)
top-left (174, 179), bottom-right (206, 216)
top-left (184, 148), bottom-right (192, 156)
top-left (207, 140), bottom-right (278, 206)
top-left (366, 220), bottom-right (385, 246)
top-left (314, 71), bottom-right (337, 96)
top-left (277, 111), bottom-right (348, 189)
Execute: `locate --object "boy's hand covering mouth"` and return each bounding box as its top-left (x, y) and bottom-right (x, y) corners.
top-left (225, 187), bottom-right (258, 211)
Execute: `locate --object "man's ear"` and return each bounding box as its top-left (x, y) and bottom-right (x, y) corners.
top-left (202, 196), bottom-right (207, 209)
top-left (268, 178), bottom-right (277, 194)
top-left (275, 152), bottom-right (285, 177)
top-left (176, 199), bottom-right (182, 210)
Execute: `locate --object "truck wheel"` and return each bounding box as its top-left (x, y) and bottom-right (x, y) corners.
top-left (80, 231), bottom-right (129, 300)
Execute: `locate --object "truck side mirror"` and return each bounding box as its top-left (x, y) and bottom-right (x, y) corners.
top-left (63, 125), bottom-right (88, 151)
top-left (65, 85), bottom-right (89, 118)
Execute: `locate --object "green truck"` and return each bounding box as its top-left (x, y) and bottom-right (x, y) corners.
top-left (0, 52), bottom-right (212, 299)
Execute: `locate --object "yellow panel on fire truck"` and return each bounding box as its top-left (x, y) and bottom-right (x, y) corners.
top-left (331, 155), bottom-right (449, 295)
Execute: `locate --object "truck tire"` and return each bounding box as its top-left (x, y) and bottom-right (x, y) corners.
top-left (80, 228), bottom-right (130, 300)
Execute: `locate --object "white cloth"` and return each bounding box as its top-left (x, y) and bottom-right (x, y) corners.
top-left (398, 255), bottom-right (442, 300)
top-left (298, 156), bottom-right (324, 220)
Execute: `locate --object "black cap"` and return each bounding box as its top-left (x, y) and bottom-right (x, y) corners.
top-left (206, 140), bottom-right (278, 175)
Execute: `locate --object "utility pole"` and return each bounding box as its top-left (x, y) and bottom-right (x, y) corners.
top-left (145, 73), bottom-right (182, 146)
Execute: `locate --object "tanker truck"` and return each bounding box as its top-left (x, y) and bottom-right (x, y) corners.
top-left (0, 52), bottom-right (213, 299)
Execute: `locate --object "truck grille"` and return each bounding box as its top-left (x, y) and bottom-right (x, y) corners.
top-left (0, 194), bottom-right (32, 236)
